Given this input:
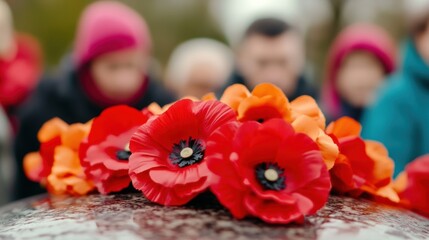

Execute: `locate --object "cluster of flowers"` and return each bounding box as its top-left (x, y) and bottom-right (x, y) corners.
top-left (24, 83), bottom-right (429, 223)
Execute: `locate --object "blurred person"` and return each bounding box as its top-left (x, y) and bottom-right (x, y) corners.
top-left (210, 0), bottom-right (333, 47)
top-left (322, 24), bottom-right (396, 122)
top-left (362, 0), bottom-right (429, 176)
top-left (0, 106), bottom-right (13, 206)
top-left (13, 1), bottom-right (174, 199)
top-left (165, 38), bottom-right (233, 98)
top-left (224, 18), bottom-right (317, 100)
top-left (0, 0), bottom-right (42, 130)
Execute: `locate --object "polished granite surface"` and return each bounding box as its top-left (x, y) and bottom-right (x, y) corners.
top-left (0, 193), bottom-right (428, 240)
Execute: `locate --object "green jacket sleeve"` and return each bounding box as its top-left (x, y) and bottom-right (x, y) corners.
top-left (361, 86), bottom-right (417, 177)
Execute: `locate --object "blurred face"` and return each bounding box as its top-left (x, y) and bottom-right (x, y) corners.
top-left (336, 51), bottom-right (385, 108)
top-left (91, 48), bottom-right (148, 101)
top-left (237, 32), bottom-right (304, 95)
top-left (177, 62), bottom-right (226, 98)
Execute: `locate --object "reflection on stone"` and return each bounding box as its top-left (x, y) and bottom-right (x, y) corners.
top-left (0, 194), bottom-right (428, 239)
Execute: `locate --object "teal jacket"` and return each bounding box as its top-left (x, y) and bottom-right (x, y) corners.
top-left (361, 40), bottom-right (429, 176)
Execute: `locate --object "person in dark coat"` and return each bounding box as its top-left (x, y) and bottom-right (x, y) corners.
top-left (221, 18), bottom-right (317, 100)
top-left (13, 1), bottom-right (174, 199)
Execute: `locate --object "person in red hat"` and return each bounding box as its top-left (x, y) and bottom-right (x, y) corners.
top-left (13, 1), bottom-right (174, 199)
top-left (0, 0), bottom-right (42, 132)
top-left (321, 23), bottom-right (396, 123)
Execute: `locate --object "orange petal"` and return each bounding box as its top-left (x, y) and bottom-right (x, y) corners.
top-left (61, 176), bottom-right (94, 195)
top-left (37, 118), bottom-right (68, 142)
top-left (147, 102), bottom-right (164, 115)
top-left (237, 95), bottom-right (291, 122)
top-left (47, 144), bottom-right (94, 195)
top-left (201, 92), bottom-right (217, 101)
top-left (46, 174), bottom-right (67, 195)
top-left (220, 84), bottom-right (251, 111)
top-left (291, 95), bottom-right (326, 129)
top-left (46, 174), bottom-right (94, 195)
top-left (393, 172), bottom-right (408, 194)
top-left (292, 115), bottom-right (319, 140)
top-left (52, 146), bottom-right (83, 176)
top-left (362, 183), bottom-right (401, 203)
top-left (60, 123), bottom-right (91, 150)
top-left (317, 131), bottom-right (339, 170)
top-left (326, 116), bottom-right (361, 138)
top-left (23, 152), bottom-right (43, 182)
top-left (252, 83), bottom-right (287, 101)
top-left (365, 140), bottom-right (394, 187)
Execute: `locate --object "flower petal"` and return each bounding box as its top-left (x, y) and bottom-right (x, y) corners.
top-left (244, 192), bottom-right (304, 224)
top-left (291, 95), bottom-right (326, 129)
top-left (37, 118), bottom-right (68, 142)
top-left (326, 116), bottom-right (361, 138)
top-left (220, 84), bottom-right (251, 112)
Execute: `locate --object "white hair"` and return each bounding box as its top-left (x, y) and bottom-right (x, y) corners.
top-left (209, 0), bottom-right (333, 47)
top-left (165, 38), bottom-right (233, 87)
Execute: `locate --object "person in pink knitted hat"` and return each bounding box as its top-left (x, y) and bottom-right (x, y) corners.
top-left (13, 1), bottom-right (174, 200)
top-left (321, 23), bottom-right (396, 123)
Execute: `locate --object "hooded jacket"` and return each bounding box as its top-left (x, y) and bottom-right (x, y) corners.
top-left (13, 1), bottom-right (174, 199)
top-left (322, 24), bottom-right (396, 123)
top-left (362, 39), bottom-right (429, 176)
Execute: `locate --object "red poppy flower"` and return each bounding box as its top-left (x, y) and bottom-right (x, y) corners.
top-left (79, 105), bottom-right (150, 194)
top-left (394, 155), bottom-right (429, 217)
top-left (206, 119), bottom-right (331, 224)
top-left (326, 117), bottom-right (396, 201)
top-left (129, 99), bottom-right (237, 206)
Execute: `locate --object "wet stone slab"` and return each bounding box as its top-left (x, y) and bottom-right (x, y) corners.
top-left (0, 193), bottom-right (428, 240)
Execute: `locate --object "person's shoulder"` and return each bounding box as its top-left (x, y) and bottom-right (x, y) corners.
top-left (376, 72), bottom-right (410, 102)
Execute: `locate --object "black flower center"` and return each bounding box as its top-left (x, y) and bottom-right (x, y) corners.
top-left (257, 118), bottom-right (264, 123)
top-left (116, 150), bottom-right (131, 161)
top-left (116, 143), bottom-right (131, 161)
top-left (255, 162), bottom-right (286, 191)
top-left (169, 137), bottom-right (205, 168)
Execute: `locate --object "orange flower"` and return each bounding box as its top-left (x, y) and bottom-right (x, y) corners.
top-left (221, 83), bottom-right (292, 123)
top-left (326, 117), bottom-right (398, 201)
top-left (47, 122), bottom-right (94, 195)
top-left (220, 83), bottom-right (325, 125)
top-left (23, 118), bottom-right (94, 195)
top-left (290, 95), bottom-right (326, 129)
top-left (219, 84), bottom-right (251, 113)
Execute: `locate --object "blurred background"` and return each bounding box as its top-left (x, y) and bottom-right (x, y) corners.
top-left (6, 0), bottom-right (405, 83)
